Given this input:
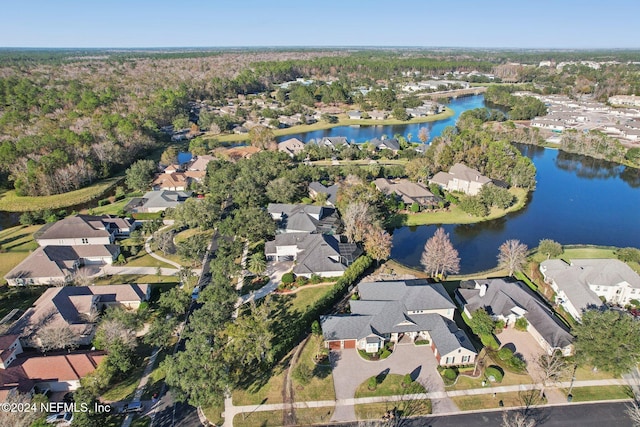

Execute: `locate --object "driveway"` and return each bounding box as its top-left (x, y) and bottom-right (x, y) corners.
top-left (330, 343), bottom-right (456, 421)
top-left (496, 328), bottom-right (545, 368)
top-left (239, 260), bottom-right (293, 304)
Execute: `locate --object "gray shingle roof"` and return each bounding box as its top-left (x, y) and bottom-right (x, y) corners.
top-left (368, 138), bottom-right (400, 151)
top-left (449, 163), bottom-right (492, 184)
top-left (35, 215), bottom-right (113, 241)
top-left (457, 278), bottom-right (573, 350)
top-left (540, 259), bottom-right (605, 313)
top-left (357, 280), bottom-right (455, 312)
top-left (308, 182), bottom-right (339, 205)
top-left (267, 203), bottom-right (340, 234)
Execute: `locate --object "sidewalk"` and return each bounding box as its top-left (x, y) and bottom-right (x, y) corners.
top-left (145, 226), bottom-right (182, 269)
top-left (121, 347), bottom-right (161, 427)
top-left (221, 377), bottom-right (639, 425)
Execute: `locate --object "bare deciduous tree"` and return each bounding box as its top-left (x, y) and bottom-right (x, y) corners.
top-left (421, 227), bottom-right (460, 278)
top-left (502, 410), bottom-right (536, 427)
top-left (535, 351), bottom-right (569, 397)
top-left (364, 225), bottom-right (393, 264)
top-left (0, 392), bottom-right (47, 427)
top-left (343, 201), bottom-right (374, 243)
top-left (35, 324), bottom-right (78, 353)
top-left (73, 266), bottom-right (93, 286)
top-left (498, 239), bottom-right (528, 276)
top-left (418, 126), bottom-right (430, 144)
top-left (626, 400), bottom-right (640, 427)
top-left (154, 230), bottom-right (175, 256)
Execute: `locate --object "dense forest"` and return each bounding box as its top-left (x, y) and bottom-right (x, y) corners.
top-left (2, 48), bottom-right (640, 196)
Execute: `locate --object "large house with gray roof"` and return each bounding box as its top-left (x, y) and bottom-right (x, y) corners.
top-left (456, 278), bottom-right (574, 356)
top-left (265, 233), bottom-right (361, 278)
top-left (322, 280), bottom-right (477, 366)
top-left (540, 259), bottom-right (640, 320)
top-left (5, 215), bottom-right (131, 286)
top-left (308, 182), bottom-right (339, 206)
top-left (374, 178), bottom-right (440, 208)
top-left (429, 163), bottom-right (492, 196)
top-left (267, 203), bottom-right (341, 234)
top-left (125, 190), bottom-right (192, 213)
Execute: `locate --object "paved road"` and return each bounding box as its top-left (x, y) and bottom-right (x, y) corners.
top-left (326, 401), bottom-right (633, 427)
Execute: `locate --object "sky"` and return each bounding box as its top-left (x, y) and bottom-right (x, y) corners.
top-left (2, 0), bottom-right (639, 49)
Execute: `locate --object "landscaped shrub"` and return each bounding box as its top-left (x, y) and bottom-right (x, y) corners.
top-left (397, 201), bottom-right (405, 211)
top-left (498, 347), bottom-right (514, 361)
top-left (368, 376), bottom-right (377, 390)
top-left (380, 349), bottom-right (391, 359)
top-left (296, 276), bottom-right (309, 286)
top-left (443, 368), bottom-right (457, 381)
top-left (293, 364), bottom-right (312, 386)
top-left (402, 374), bottom-right (413, 387)
top-left (350, 293), bottom-right (359, 300)
top-left (515, 317), bottom-right (529, 331)
top-left (506, 356), bottom-right (527, 372)
top-left (495, 319), bottom-right (506, 333)
top-left (485, 366), bottom-right (504, 383)
top-left (415, 339), bottom-right (430, 346)
top-left (281, 272), bottom-right (295, 285)
top-left (98, 198), bottom-right (111, 206)
top-left (311, 320), bottom-right (321, 336)
top-left (309, 274), bottom-right (322, 284)
top-left (410, 202), bottom-right (420, 213)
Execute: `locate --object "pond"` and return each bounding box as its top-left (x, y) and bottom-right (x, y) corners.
top-left (391, 145), bottom-right (640, 274)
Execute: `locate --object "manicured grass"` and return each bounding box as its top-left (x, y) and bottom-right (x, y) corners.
top-left (292, 335), bottom-right (335, 402)
top-left (561, 385), bottom-right (632, 402)
top-left (232, 363), bottom-right (286, 406)
top-left (202, 402), bottom-right (225, 426)
top-left (92, 274), bottom-right (179, 286)
top-left (0, 224), bottom-right (42, 285)
top-left (280, 286), bottom-right (334, 314)
top-left (393, 188), bottom-right (528, 227)
top-left (101, 364), bottom-right (145, 402)
top-left (355, 400), bottom-right (432, 420)
top-left (125, 252), bottom-right (175, 269)
top-left (562, 247), bottom-right (618, 259)
top-left (140, 349), bottom-right (170, 400)
top-left (0, 176), bottom-right (124, 212)
top-left (514, 271), bottom-right (538, 291)
top-left (445, 365), bottom-right (533, 391)
top-left (573, 365), bottom-right (620, 381)
top-left (380, 260), bottom-right (430, 279)
top-left (0, 285), bottom-right (49, 319)
top-left (173, 228), bottom-right (213, 244)
top-left (205, 108), bottom-right (456, 143)
top-left (355, 374), bottom-right (426, 398)
top-left (232, 407), bottom-right (335, 427)
top-left (452, 390), bottom-right (544, 411)
top-left (85, 198), bottom-right (131, 216)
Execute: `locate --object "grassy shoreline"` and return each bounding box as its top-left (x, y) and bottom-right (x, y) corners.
top-left (203, 107), bottom-right (456, 143)
top-left (390, 187), bottom-right (529, 227)
top-left (0, 175), bottom-right (124, 212)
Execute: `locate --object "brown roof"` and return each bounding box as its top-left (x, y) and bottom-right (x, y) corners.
top-left (188, 155), bottom-right (215, 171)
top-left (152, 172), bottom-right (190, 189)
top-left (35, 215), bottom-right (113, 241)
top-left (0, 335), bottom-right (20, 363)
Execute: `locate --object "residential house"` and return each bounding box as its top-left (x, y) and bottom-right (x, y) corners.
top-left (152, 171), bottom-right (191, 191)
top-left (265, 233), bottom-right (361, 278)
top-left (609, 95), bottom-right (640, 107)
top-left (188, 155), bottom-right (215, 171)
top-left (0, 335), bottom-right (23, 369)
top-left (540, 259), bottom-right (640, 320)
top-left (9, 284), bottom-right (150, 347)
top-left (369, 111), bottom-right (387, 120)
top-left (35, 215), bottom-right (132, 247)
top-left (267, 203), bottom-right (341, 234)
top-left (308, 182), bottom-right (339, 206)
top-left (429, 163), bottom-right (492, 196)
top-left (347, 110), bottom-right (362, 120)
top-left (5, 245), bottom-right (120, 286)
top-left (367, 138), bottom-right (400, 153)
top-left (0, 350), bottom-right (105, 401)
top-left (456, 279), bottom-right (574, 356)
top-left (124, 190), bottom-right (192, 214)
top-left (374, 178), bottom-right (439, 208)
top-left (278, 138), bottom-right (306, 158)
top-left (319, 137), bottom-right (349, 150)
top-left (321, 280), bottom-right (477, 366)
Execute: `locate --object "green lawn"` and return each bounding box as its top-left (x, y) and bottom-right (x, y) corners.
top-left (355, 374), bottom-right (426, 398)
top-left (0, 176), bottom-right (124, 212)
top-left (174, 228), bottom-right (213, 244)
top-left (201, 401), bottom-right (225, 426)
top-left (205, 108), bottom-right (455, 143)
top-left (92, 274), bottom-right (179, 286)
top-left (140, 348), bottom-right (171, 400)
top-left (292, 335), bottom-right (335, 402)
top-left (233, 410), bottom-right (282, 427)
top-left (452, 390), bottom-right (543, 411)
top-left (86, 198), bottom-right (131, 216)
top-left (561, 385), bottom-right (632, 402)
top-left (231, 363), bottom-right (286, 406)
top-left (355, 399), bottom-right (432, 419)
top-left (0, 285), bottom-right (49, 319)
top-left (393, 187), bottom-right (528, 227)
top-left (125, 252), bottom-right (175, 269)
top-left (531, 245), bottom-right (640, 274)
top-left (0, 224), bottom-right (42, 285)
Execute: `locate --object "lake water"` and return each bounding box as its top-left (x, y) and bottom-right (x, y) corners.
top-left (276, 95), bottom-right (486, 144)
top-left (391, 145), bottom-right (640, 273)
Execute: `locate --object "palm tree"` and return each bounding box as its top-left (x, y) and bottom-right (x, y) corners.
top-left (248, 252), bottom-right (267, 276)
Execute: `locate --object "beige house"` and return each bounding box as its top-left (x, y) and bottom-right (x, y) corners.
top-left (277, 138), bottom-right (306, 158)
top-left (429, 163), bottom-right (492, 196)
top-left (322, 280), bottom-right (477, 366)
top-left (9, 284), bottom-right (150, 348)
top-left (540, 259), bottom-right (640, 320)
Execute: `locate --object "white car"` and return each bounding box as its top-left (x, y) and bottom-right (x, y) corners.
top-left (45, 412), bottom-right (73, 425)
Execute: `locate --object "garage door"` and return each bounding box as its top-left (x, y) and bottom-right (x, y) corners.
top-left (329, 341), bottom-right (341, 350)
top-left (343, 340), bottom-right (356, 349)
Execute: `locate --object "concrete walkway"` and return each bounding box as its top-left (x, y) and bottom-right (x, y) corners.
top-left (220, 377), bottom-right (640, 426)
top-left (100, 265), bottom-right (180, 276)
top-left (145, 227), bottom-right (182, 269)
top-left (121, 347), bottom-right (161, 427)
top-left (237, 261), bottom-right (293, 306)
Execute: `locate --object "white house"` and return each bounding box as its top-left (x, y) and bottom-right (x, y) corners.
top-left (429, 163), bottom-right (492, 196)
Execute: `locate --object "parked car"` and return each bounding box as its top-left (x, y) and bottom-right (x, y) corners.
top-left (191, 286), bottom-right (200, 300)
top-left (45, 412), bottom-right (73, 425)
top-left (121, 401), bottom-right (143, 414)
